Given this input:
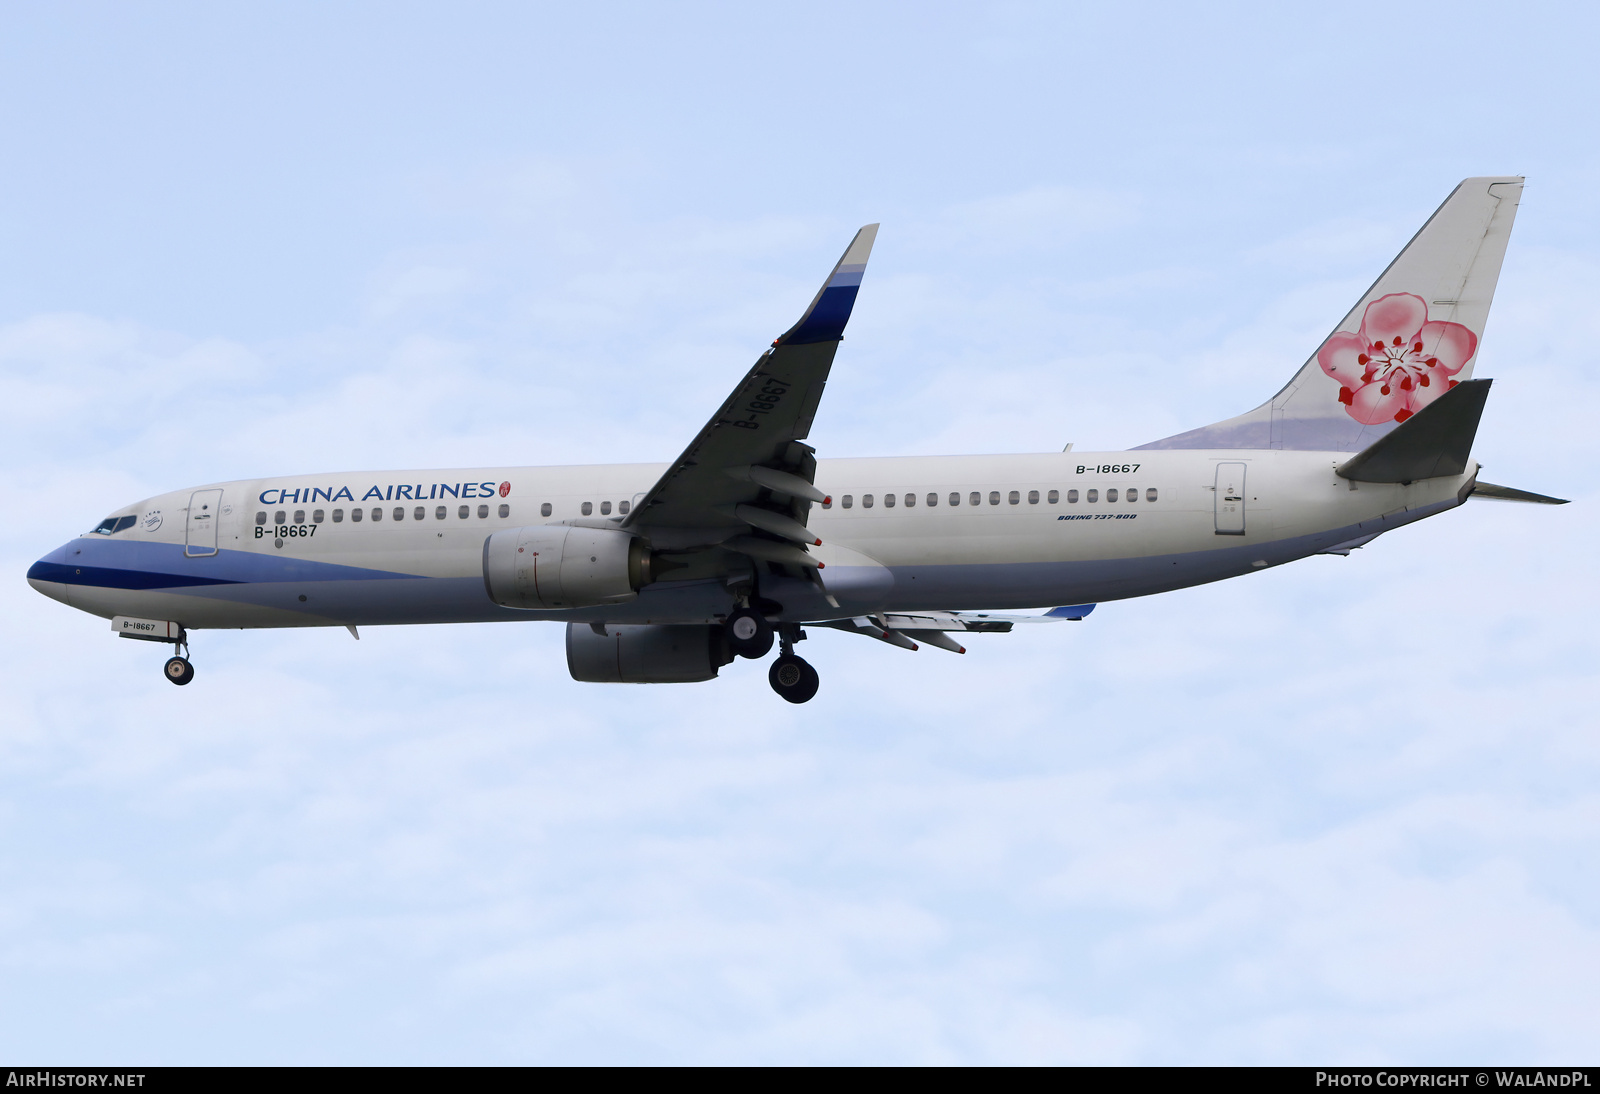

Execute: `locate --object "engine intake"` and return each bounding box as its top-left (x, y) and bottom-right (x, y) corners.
top-left (483, 525), bottom-right (654, 609)
top-left (566, 624), bottom-right (733, 683)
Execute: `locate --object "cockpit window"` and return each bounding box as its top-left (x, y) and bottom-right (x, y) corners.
top-left (91, 515), bottom-right (136, 535)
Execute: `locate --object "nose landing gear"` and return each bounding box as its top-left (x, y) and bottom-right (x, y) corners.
top-left (163, 628), bottom-right (194, 686)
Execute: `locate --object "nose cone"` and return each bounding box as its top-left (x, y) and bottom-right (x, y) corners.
top-left (27, 544), bottom-right (75, 606)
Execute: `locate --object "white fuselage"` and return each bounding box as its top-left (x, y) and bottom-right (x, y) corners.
top-left (28, 449), bottom-right (1474, 631)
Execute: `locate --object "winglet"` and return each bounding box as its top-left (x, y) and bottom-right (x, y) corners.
top-left (775, 224), bottom-right (880, 346)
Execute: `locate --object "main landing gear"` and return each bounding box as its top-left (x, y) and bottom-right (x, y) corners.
top-left (768, 653), bottom-right (819, 703)
top-left (767, 624), bottom-right (818, 704)
top-left (724, 606), bottom-right (775, 659)
top-left (723, 603), bottom-right (818, 703)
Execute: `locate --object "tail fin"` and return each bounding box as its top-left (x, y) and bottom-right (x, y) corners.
top-left (1137, 177), bottom-right (1523, 452)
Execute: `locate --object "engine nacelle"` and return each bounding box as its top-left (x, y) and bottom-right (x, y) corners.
top-left (483, 525), bottom-right (653, 609)
top-left (566, 624), bottom-right (733, 683)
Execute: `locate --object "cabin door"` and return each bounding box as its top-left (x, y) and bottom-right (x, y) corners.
top-left (185, 489), bottom-right (224, 557)
top-left (1214, 463), bottom-right (1246, 536)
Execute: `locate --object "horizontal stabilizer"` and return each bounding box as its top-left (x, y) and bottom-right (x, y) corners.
top-left (1337, 379), bottom-right (1491, 483)
top-left (1471, 481), bottom-right (1570, 504)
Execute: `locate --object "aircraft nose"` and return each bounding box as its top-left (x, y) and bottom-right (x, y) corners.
top-left (26, 545), bottom-right (74, 606)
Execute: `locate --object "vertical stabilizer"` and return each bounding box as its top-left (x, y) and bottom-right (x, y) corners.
top-left (1137, 177), bottom-right (1522, 452)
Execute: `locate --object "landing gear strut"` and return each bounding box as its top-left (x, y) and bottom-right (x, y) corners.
top-left (768, 625), bottom-right (818, 704)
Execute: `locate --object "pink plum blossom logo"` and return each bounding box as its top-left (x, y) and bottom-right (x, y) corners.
top-left (1317, 293), bottom-right (1477, 424)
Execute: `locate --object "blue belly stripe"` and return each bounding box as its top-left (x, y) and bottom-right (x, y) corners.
top-left (28, 560), bottom-right (241, 590)
top-left (27, 539), bottom-right (429, 590)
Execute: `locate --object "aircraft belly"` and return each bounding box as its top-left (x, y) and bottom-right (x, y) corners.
top-left (859, 495), bottom-right (1461, 613)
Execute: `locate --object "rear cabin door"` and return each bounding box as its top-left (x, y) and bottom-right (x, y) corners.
top-left (1214, 463), bottom-right (1246, 536)
top-left (185, 489), bottom-right (224, 556)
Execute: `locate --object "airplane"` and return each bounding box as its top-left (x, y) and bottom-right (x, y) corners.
top-left (27, 176), bottom-right (1567, 703)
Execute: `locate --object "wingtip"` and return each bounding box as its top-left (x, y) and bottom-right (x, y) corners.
top-left (840, 223), bottom-right (879, 268)
top-left (775, 224), bottom-right (879, 346)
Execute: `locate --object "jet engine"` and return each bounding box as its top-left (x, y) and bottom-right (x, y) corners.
top-left (483, 525), bottom-right (655, 609)
top-left (566, 623), bottom-right (733, 683)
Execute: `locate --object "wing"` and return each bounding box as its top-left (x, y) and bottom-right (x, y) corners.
top-left (814, 606), bottom-right (1097, 654)
top-left (622, 225), bottom-right (879, 551)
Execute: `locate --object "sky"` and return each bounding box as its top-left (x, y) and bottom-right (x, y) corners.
top-left (2, 0), bottom-right (1598, 1064)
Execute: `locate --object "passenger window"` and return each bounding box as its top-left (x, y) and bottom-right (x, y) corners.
top-left (435, 506), bottom-right (446, 520)
top-left (394, 507), bottom-right (405, 521)
top-left (884, 493), bottom-right (895, 508)
top-left (255, 512), bottom-right (267, 526)
top-left (351, 508), bottom-right (363, 522)
top-left (294, 510), bottom-right (305, 524)
top-left (371, 508), bottom-right (382, 521)
top-left (581, 501), bottom-right (593, 516)
top-left (863, 494), bottom-right (874, 508)
top-left (842, 495), bottom-right (853, 509)
top-left (821, 498), bottom-right (832, 509)
top-left (970, 492), bottom-right (981, 506)
top-left (927, 493), bottom-right (938, 507)
top-left (619, 500), bottom-right (630, 515)
top-left (541, 502), bottom-right (552, 517)
top-left (1106, 489), bottom-right (1118, 503)
top-left (411, 506), bottom-right (423, 520)
top-left (499, 504), bottom-right (509, 518)
top-left (313, 510), bottom-right (325, 523)
top-left (989, 491), bottom-right (1000, 505)
top-left (601, 501), bottom-right (612, 515)
top-left (905, 493), bottom-right (915, 507)
top-left (1068, 489), bottom-right (1079, 503)
top-left (1146, 488), bottom-right (1157, 502)
top-left (1047, 489), bottom-right (1059, 504)
top-left (1087, 489), bottom-right (1099, 503)
top-left (275, 511), bottom-right (286, 525)
top-left (478, 504), bottom-right (489, 518)
top-left (1008, 491), bottom-right (1019, 505)
top-left (333, 509), bottom-right (344, 523)
top-left (1028, 490), bottom-right (1039, 504)
top-left (1127, 488), bottom-right (1137, 503)
top-left (459, 505), bottom-right (470, 519)
top-left (950, 492), bottom-right (961, 506)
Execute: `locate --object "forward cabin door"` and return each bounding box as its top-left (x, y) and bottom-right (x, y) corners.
top-left (1214, 463), bottom-right (1246, 536)
top-left (185, 489), bottom-right (224, 557)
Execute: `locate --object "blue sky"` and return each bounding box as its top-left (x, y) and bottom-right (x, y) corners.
top-left (2, 1), bottom-right (1597, 1064)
